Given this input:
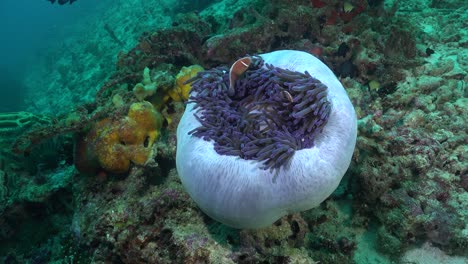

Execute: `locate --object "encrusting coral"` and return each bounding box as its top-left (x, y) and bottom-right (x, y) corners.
top-left (0, 112), bottom-right (54, 143)
top-left (0, 112), bottom-right (58, 172)
top-left (75, 101), bottom-right (163, 174)
top-left (176, 50), bottom-right (357, 228)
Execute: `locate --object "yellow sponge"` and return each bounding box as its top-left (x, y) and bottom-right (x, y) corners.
top-left (168, 65), bottom-right (204, 102)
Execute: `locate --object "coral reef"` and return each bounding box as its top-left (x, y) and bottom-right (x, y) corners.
top-left (0, 114), bottom-right (75, 261)
top-left (116, 14), bottom-right (211, 73)
top-left (2, 0), bottom-right (467, 263)
top-left (350, 67), bottom-right (467, 255)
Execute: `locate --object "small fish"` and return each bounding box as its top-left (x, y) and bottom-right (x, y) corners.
top-left (229, 57), bottom-right (252, 96)
top-left (343, 2), bottom-right (354, 13)
top-left (48, 0), bottom-right (78, 5)
top-left (282, 91), bottom-right (294, 103)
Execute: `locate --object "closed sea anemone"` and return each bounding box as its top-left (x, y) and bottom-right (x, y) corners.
top-left (176, 50), bottom-right (357, 229)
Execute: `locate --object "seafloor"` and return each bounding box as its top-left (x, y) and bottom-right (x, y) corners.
top-left (0, 0), bottom-right (467, 263)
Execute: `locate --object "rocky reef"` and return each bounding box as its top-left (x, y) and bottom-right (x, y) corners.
top-left (1, 0), bottom-right (466, 263)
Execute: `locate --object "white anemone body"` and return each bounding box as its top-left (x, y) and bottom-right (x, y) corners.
top-left (176, 50), bottom-right (357, 229)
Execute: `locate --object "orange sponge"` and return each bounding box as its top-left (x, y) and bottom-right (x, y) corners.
top-left (75, 101), bottom-right (163, 174)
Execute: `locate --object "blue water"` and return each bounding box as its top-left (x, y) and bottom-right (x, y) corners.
top-left (0, 0), bottom-right (109, 111)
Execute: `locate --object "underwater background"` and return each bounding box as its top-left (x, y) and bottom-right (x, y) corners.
top-left (0, 0), bottom-right (466, 263)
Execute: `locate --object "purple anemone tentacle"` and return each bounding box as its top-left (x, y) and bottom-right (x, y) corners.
top-left (185, 56), bottom-right (331, 170)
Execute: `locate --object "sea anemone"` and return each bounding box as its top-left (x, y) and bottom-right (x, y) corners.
top-left (176, 50), bottom-right (357, 228)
